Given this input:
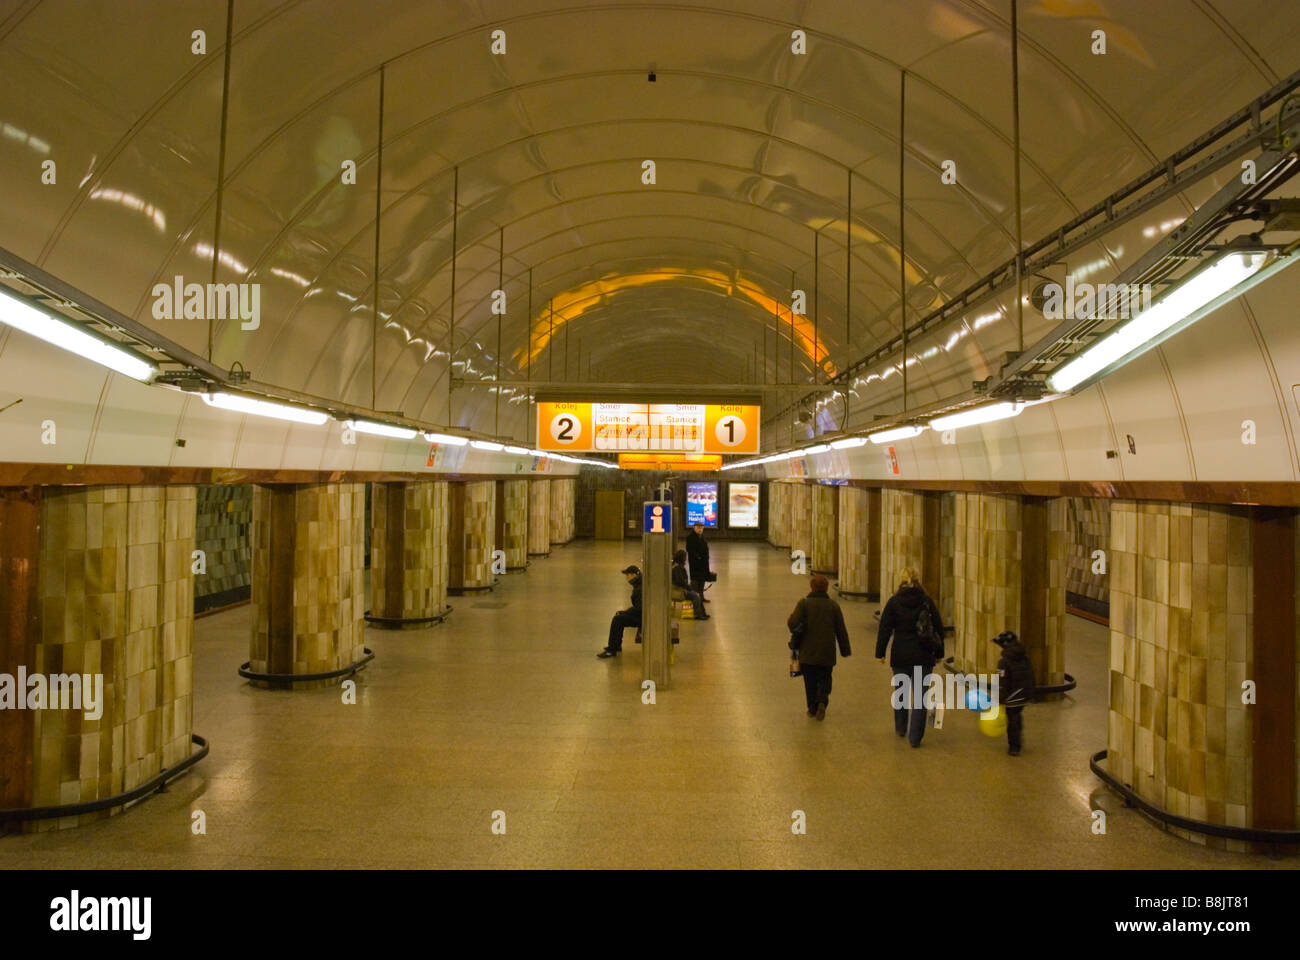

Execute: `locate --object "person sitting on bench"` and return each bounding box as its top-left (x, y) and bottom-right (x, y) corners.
top-left (672, 550), bottom-right (709, 620)
top-left (597, 565), bottom-right (642, 659)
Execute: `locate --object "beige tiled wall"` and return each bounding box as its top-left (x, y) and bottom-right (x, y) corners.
top-left (194, 484), bottom-right (250, 603)
top-left (789, 483), bottom-right (811, 560)
top-left (32, 485), bottom-right (195, 829)
top-left (837, 485), bottom-right (871, 594)
top-left (250, 483), bottom-right (366, 680)
top-left (1066, 497), bottom-right (1111, 609)
top-left (811, 485), bottom-right (837, 574)
top-left (370, 481), bottom-right (448, 620)
top-left (1106, 501), bottom-right (1253, 850)
top-left (502, 479), bottom-right (529, 569)
top-left (528, 479), bottom-right (551, 555)
top-left (549, 478), bottom-right (575, 545)
top-left (767, 482), bottom-right (790, 548)
top-left (951, 493), bottom-right (1023, 675)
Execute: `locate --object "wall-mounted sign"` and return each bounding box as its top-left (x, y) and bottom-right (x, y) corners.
top-left (644, 502), bottom-right (672, 534)
top-left (537, 402), bottom-right (759, 454)
top-left (617, 453), bottom-right (722, 471)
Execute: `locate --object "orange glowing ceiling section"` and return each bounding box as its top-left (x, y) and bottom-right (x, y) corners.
top-left (515, 268), bottom-right (837, 378)
top-left (619, 453), bottom-right (722, 471)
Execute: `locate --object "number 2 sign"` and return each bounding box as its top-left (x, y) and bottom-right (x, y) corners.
top-left (537, 402), bottom-right (593, 450)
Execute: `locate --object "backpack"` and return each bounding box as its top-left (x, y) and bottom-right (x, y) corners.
top-left (916, 605), bottom-right (942, 659)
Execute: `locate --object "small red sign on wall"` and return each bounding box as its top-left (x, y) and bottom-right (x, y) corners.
top-left (885, 445), bottom-right (900, 475)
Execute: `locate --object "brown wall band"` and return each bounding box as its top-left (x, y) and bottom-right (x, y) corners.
top-left (383, 483), bottom-right (406, 619)
top-left (266, 485), bottom-right (297, 677)
top-left (1020, 496), bottom-right (1051, 683)
top-left (0, 488), bottom-right (39, 817)
top-left (1250, 506), bottom-right (1297, 834)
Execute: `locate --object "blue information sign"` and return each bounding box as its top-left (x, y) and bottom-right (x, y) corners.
top-left (643, 502), bottom-right (672, 534)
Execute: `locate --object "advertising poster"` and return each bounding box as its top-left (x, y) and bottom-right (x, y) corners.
top-left (728, 483), bottom-right (760, 528)
top-left (686, 481), bottom-right (718, 527)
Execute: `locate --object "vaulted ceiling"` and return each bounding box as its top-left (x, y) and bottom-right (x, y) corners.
top-left (1, 0), bottom-right (1296, 443)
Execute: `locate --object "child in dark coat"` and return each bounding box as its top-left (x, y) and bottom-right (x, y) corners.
top-left (993, 631), bottom-right (1036, 756)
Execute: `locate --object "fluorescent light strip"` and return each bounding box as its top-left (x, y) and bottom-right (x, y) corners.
top-left (424, 431), bottom-right (469, 446)
top-left (348, 419), bottom-right (417, 440)
top-left (1048, 251), bottom-right (1268, 393)
top-left (470, 440), bottom-right (505, 451)
top-left (830, 437), bottom-right (868, 449)
top-left (803, 444), bottom-right (831, 455)
top-left (929, 402), bottom-right (1023, 431)
top-left (203, 392), bottom-right (329, 425)
top-left (504, 445), bottom-right (530, 455)
top-left (868, 425), bottom-right (927, 444)
top-left (0, 287), bottom-right (157, 382)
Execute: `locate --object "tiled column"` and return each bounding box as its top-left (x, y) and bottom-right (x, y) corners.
top-left (369, 480), bottom-right (449, 625)
top-left (836, 485), bottom-right (880, 599)
top-left (880, 489), bottom-right (937, 609)
top-left (810, 484), bottom-right (837, 575)
top-left (448, 480), bottom-right (497, 594)
top-left (528, 479), bottom-right (551, 557)
top-left (2, 486), bottom-right (196, 830)
top-left (767, 482), bottom-right (790, 548)
top-left (550, 477), bottom-right (575, 546)
top-left (938, 493), bottom-right (956, 627)
top-left (789, 483), bottom-right (812, 560)
top-left (1106, 501), bottom-right (1263, 849)
top-left (950, 493), bottom-right (1023, 675)
top-left (1044, 498), bottom-right (1069, 688)
top-left (249, 483), bottom-right (366, 688)
top-left (502, 479), bottom-right (529, 571)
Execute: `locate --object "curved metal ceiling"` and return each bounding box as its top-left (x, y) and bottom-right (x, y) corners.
top-left (0, 0), bottom-right (1295, 441)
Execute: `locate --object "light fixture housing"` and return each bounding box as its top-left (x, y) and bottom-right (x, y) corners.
top-left (0, 286), bottom-right (158, 382)
top-left (868, 425), bottom-right (927, 444)
top-left (803, 443), bottom-right (831, 455)
top-left (829, 436), bottom-right (868, 450)
top-left (424, 431), bottom-right (469, 446)
top-left (929, 402), bottom-right (1023, 431)
top-left (470, 440), bottom-right (505, 452)
top-left (1047, 248), bottom-right (1289, 393)
top-left (202, 391), bottom-right (329, 425)
top-left (347, 419), bottom-right (417, 440)
top-left (504, 445), bottom-right (530, 455)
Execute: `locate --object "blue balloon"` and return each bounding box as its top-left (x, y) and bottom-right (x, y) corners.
top-left (966, 688), bottom-right (991, 711)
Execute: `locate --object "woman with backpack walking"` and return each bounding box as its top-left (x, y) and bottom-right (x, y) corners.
top-left (875, 568), bottom-right (945, 747)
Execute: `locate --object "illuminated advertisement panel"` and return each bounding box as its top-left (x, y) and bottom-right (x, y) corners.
top-left (686, 482), bottom-right (718, 527)
top-left (728, 483), bottom-right (760, 528)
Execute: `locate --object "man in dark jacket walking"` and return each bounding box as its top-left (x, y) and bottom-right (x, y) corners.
top-left (875, 568), bottom-right (945, 747)
top-left (597, 565), bottom-right (642, 658)
top-left (685, 523), bottom-right (711, 600)
top-left (788, 574), bottom-right (851, 720)
top-left (993, 631), bottom-right (1036, 755)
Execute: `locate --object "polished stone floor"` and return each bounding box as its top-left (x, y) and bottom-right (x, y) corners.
top-left (3, 539), bottom-right (1295, 869)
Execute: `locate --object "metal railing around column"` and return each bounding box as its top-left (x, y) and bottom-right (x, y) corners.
top-left (0, 734), bottom-right (209, 826)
